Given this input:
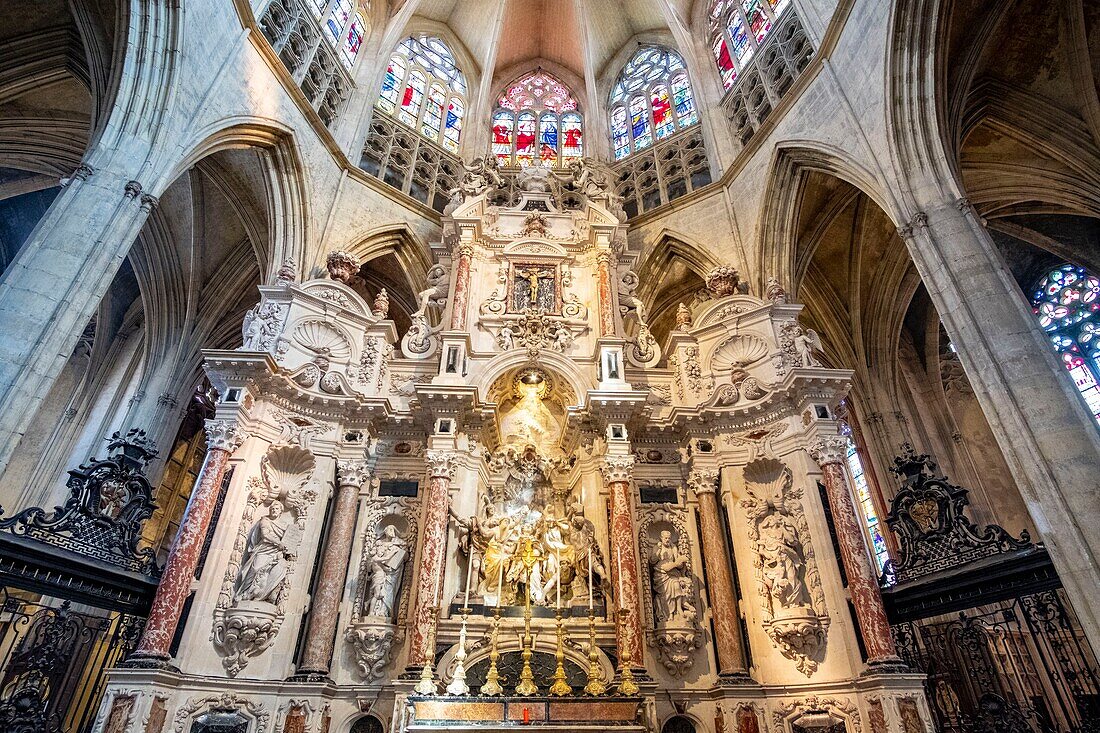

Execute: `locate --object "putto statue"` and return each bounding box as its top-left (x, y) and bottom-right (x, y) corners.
top-left (414, 264), bottom-right (449, 316)
top-left (449, 155), bottom-right (503, 207)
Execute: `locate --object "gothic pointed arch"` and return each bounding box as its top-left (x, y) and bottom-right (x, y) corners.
top-left (607, 45), bottom-right (700, 161)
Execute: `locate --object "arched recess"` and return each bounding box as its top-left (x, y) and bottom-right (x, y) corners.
top-left (780, 161), bottom-right (1034, 541)
top-left (758, 141), bottom-right (904, 297)
top-left (634, 231), bottom-right (717, 350)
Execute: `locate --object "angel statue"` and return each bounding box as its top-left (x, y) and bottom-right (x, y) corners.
top-left (451, 155), bottom-right (503, 203)
top-left (792, 325), bottom-right (822, 367)
top-left (414, 264), bottom-right (449, 316)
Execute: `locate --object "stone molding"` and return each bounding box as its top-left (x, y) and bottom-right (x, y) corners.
top-left (808, 437), bottom-right (847, 467)
top-left (336, 459), bottom-right (371, 488)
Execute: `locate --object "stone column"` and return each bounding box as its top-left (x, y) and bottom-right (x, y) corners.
top-left (0, 172), bottom-right (157, 473)
top-left (688, 469), bottom-right (748, 678)
top-left (407, 450), bottom-right (457, 668)
top-left (601, 455), bottom-right (645, 669)
top-left (596, 250), bottom-right (615, 337)
top-left (294, 459), bottom-right (370, 678)
top-left (125, 419), bottom-right (245, 666)
top-left (809, 438), bottom-right (902, 669)
top-left (449, 242), bottom-right (474, 331)
top-left (900, 199), bottom-right (1100, 647)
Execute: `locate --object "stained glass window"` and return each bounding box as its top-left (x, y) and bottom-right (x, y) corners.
top-left (492, 71), bottom-right (582, 166)
top-left (1031, 264), bottom-right (1100, 425)
top-left (374, 35), bottom-right (468, 149)
top-left (609, 46), bottom-right (699, 160)
top-left (708, 0), bottom-right (790, 89)
top-left (844, 438), bottom-right (889, 573)
top-left (317, 0), bottom-right (367, 68)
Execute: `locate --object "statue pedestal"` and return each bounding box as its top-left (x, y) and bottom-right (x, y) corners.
top-left (405, 696), bottom-right (644, 732)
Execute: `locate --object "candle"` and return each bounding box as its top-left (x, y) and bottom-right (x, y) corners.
top-left (556, 549), bottom-right (561, 609)
top-left (587, 550), bottom-right (594, 611)
top-left (496, 553), bottom-right (505, 608)
top-left (617, 548), bottom-right (624, 602)
top-left (463, 549), bottom-right (474, 609)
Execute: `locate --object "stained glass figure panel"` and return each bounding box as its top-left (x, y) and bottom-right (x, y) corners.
top-left (374, 35), bottom-right (468, 149)
top-left (377, 56), bottom-right (406, 113)
top-left (629, 95), bottom-right (652, 151)
top-left (399, 71), bottom-right (426, 127)
top-left (845, 438), bottom-right (889, 573)
top-left (561, 113), bottom-right (583, 163)
top-left (608, 46), bottom-right (699, 159)
top-left (516, 112), bottom-right (537, 166)
top-left (611, 107), bottom-right (631, 160)
top-left (539, 114), bottom-right (559, 165)
top-left (422, 84), bottom-right (446, 139)
top-left (340, 15), bottom-right (365, 68)
top-left (443, 99), bottom-right (463, 153)
top-left (492, 111), bottom-right (515, 165)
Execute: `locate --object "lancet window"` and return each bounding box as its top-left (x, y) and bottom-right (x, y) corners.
top-left (492, 72), bottom-right (583, 167)
top-left (609, 47), bottom-right (699, 161)
top-left (375, 35), bottom-right (468, 153)
top-left (844, 436), bottom-right (889, 573)
top-left (1031, 263), bottom-right (1100, 426)
top-left (708, 0), bottom-right (790, 89)
top-left (311, 0), bottom-right (368, 68)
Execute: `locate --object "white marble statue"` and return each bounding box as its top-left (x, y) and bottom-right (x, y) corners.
top-left (793, 326), bottom-right (822, 367)
top-left (233, 501), bottom-right (293, 604)
top-left (758, 513), bottom-right (809, 612)
top-left (415, 264), bottom-right (449, 316)
top-left (650, 530), bottom-right (697, 623)
top-left (365, 525), bottom-right (409, 619)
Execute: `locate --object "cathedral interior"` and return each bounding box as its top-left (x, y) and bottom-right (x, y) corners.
top-left (0, 0), bottom-right (1098, 732)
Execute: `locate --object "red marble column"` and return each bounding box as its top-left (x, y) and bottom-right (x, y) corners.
top-left (809, 437), bottom-right (903, 668)
top-left (596, 250), bottom-right (615, 337)
top-left (408, 450), bottom-right (457, 667)
top-left (688, 469), bottom-right (748, 677)
top-left (601, 455), bottom-right (645, 670)
top-left (449, 243), bottom-right (473, 331)
top-left (125, 419), bottom-right (245, 666)
top-left (295, 459), bottom-right (369, 678)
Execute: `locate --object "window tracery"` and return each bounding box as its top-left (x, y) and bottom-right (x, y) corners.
top-left (376, 35), bottom-right (468, 153)
top-left (492, 72), bottom-right (583, 167)
top-left (707, 0), bottom-right (790, 89)
top-left (1031, 263), bottom-right (1100, 425)
top-left (312, 0), bottom-right (368, 68)
top-left (609, 47), bottom-right (699, 161)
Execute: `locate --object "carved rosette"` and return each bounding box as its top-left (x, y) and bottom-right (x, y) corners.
top-left (205, 419), bottom-right (247, 453)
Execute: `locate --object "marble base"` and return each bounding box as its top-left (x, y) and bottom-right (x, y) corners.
top-left (407, 695), bottom-right (644, 730)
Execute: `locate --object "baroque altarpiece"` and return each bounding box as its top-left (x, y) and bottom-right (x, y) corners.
top-left (93, 163), bottom-right (933, 733)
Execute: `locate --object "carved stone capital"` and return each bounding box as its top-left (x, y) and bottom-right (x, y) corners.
top-left (600, 455), bottom-right (635, 484)
top-left (205, 419), bottom-right (247, 453)
top-left (60, 163), bottom-right (95, 187)
top-left (808, 437), bottom-right (848, 467)
top-left (139, 193), bottom-right (159, 212)
top-left (452, 242), bottom-right (474, 259)
top-left (897, 211), bottom-right (928, 239)
top-left (688, 469), bottom-right (719, 496)
top-left (595, 249), bottom-right (613, 266)
top-left (123, 180), bottom-right (142, 199)
top-left (425, 450), bottom-right (458, 480)
top-left (336, 460), bottom-right (371, 489)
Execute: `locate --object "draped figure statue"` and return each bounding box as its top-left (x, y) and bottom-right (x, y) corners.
top-left (234, 501), bottom-right (293, 604)
top-left (366, 525), bottom-right (409, 619)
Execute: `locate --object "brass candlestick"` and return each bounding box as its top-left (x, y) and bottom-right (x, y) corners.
top-left (616, 609), bottom-right (640, 696)
top-left (583, 608), bottom-right (607, 696)
top-left (446, 607), bottom-right (471, 695)
top-left (479, 607), bottom-right (504, 696)
top-left (515, 539), bottom-right (540, 696)
top-left (515, 583), bottom-right (539, 695)
top-left (414, 607), bottom-right (440, 695)
top-left (549, 609), bottom-right (573, 696)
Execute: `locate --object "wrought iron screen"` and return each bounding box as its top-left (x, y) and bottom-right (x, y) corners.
top-left (0, 587), bottom-right (142, 733)
top-left (893, 589), bottom-right (1100, 732)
